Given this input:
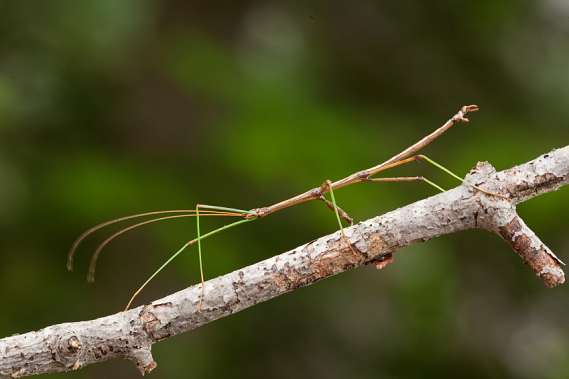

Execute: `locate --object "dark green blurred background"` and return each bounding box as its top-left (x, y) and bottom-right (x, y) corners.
top-left (1, 1), bottom-right (568, 378)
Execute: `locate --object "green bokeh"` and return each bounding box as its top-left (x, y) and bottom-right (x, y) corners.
top-left (1, 1), bottom-right (568, 378)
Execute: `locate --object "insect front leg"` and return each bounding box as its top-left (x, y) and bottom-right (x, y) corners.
top-left (193, 204), bottom-right (254, 310)
top-left (364, 176), bottom-right (446, 193)
top-left (417, 155), bottom-right (508, 199)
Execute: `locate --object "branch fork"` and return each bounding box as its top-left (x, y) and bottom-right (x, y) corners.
top-left (462, 160), bottom-right (565, 286)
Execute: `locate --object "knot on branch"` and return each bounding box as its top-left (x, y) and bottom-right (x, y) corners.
top-left (51, 332), bottom-right (85, 370)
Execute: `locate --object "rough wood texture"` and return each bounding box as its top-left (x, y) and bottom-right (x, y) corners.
top-left (1, 146), bottom-right (568, 378)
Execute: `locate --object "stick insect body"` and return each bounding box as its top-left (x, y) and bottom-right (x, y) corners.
top-left (68, 105), bottom-right (501, 310)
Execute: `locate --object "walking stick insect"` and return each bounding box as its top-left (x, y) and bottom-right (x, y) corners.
top-left (68, 105), bottom-right (503, 311)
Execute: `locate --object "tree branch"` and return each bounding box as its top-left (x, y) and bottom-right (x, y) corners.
top-left (1, 146), bottom-right (568, 378)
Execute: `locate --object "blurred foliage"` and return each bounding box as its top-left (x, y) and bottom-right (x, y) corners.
top-left (0, 1), bottom-right (568, 378)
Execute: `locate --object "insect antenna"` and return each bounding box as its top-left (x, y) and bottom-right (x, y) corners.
top-left (68, 209), bottom-right (242, 271)
top-left (85, 211), bottom-right (243, 282)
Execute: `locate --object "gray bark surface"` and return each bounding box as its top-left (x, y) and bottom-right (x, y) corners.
top-left (1, 146), bottom-right (568, 378)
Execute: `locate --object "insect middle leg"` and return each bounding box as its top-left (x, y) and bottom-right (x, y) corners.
top-left (319, 180), bottom-right (361, 258)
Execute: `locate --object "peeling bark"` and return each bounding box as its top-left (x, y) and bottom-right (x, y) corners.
top-left (1, 146), bottom-right (568, 378)
top-left (498, 216), bottom-right (564, 287)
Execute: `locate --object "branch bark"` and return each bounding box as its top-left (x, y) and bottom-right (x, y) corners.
top-left (1, 146), bottom-right (568, 378)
